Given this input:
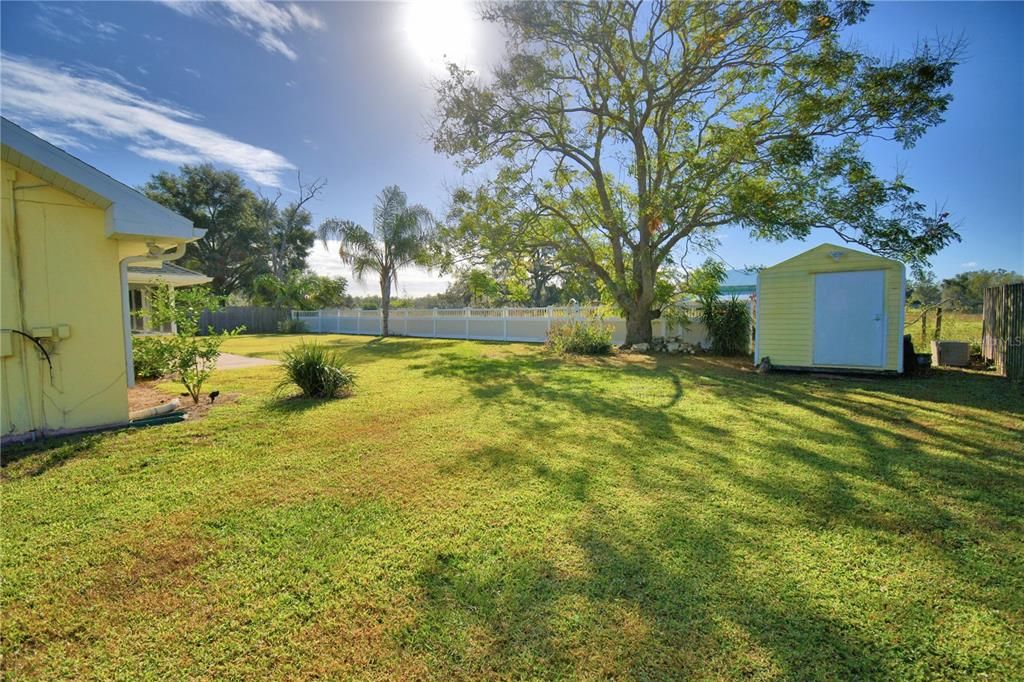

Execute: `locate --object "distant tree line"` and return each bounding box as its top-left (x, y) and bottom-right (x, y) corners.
top-left (907, 269), bottom-right (1022, 312)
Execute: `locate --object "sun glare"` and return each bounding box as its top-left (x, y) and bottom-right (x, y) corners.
top-left (401, 0), bottom-right (477, 73)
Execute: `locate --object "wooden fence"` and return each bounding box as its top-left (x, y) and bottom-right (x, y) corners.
top-left (198, 306), bottom-right (289, 335)
top-left (982, 282), bottom-right (1023, 382)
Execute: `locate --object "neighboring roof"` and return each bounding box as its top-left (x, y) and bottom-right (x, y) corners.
top-left (126, 261), bottom-right (212, 286)
top-left (1, 117), bottom-right (203, 243)
top-left (721, 269), bottom-right (757, 295)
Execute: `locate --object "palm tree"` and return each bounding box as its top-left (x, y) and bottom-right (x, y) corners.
top-left (318, 185), bottom-right (433, 336)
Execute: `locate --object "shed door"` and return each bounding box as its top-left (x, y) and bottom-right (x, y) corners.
top-left (813, 270), bottom-right (885, 367)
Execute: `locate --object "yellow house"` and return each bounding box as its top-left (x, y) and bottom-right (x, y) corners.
top-left (755, 243), bottom-right (906, 373)
top-left (1, 118), bottom-right (204, 441)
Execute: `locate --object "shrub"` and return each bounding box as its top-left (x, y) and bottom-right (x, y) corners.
top-left (147, 284), bottom-right (241, 403)
top-left (546, 320), bottom-right (614, 355)
top-left (278, 318), bottom-right (307, 334)
top-left (276, 341), bottom-right (356, 399)
top-left (132, 336), bottom-right (175, 380)
top-left (683, 259), bottom-right (751, 356)
top-left (700, 296), bottom-right (751, 356)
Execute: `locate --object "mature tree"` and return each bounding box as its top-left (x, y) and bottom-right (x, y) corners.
top-left (257, 174), bottom-right (327, 280)
top-left (143, 164), bottom-right (265, 296)
top-left (318, 186), bottom-right (434, 336)
top-left (906, 270), bottom-right (942, 307)
top-left (433, 0), bottom-right (961, 344)
top-left (441, 186), bottom-right (600, 305)
top-left (307, 274), bottom-right (350, 309)
top-left (941, 269), bottom-right (1023, 312)
top-left (250, 270), bottom-right (349, 310)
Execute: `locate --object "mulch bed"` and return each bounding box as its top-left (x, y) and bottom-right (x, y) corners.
top-left (129, 382), bottom-right (238, 421)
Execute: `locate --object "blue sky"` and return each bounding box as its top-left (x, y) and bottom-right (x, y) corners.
top-left (2, 1), bottom-right (1021, 295)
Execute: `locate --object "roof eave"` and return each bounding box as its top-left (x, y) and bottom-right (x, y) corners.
top-left (127, 272), bottom-right (212, 286)
top-left (2, 117), bottom-right (200, 243)
top-left (105, 202), bottom-right (205, 242)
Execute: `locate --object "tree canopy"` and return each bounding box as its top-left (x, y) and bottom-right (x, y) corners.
top-left (432, 0), bottom-right (962, 343)
top-left (941, 269), bottom-right (1023, 312)
top-left (250, 270), bottom-right (349, 310)
top-left (143, 165), bottom-right (325, 298)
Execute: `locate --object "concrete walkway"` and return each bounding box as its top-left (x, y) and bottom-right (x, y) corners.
top-left (216, 353), bottom-right (279, 370)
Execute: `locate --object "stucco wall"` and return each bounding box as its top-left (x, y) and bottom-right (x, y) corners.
top-left (1, 161), bottom-right (130, 437)
top-left (756, 244), bottom-right (905, 371)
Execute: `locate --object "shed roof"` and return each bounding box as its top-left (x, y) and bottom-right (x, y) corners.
top-left (1, 117), bottom-right (202, 243)
top-left (762, 243), bottom-right (901, 272)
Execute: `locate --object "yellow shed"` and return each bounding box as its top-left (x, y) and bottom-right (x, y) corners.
top-left (755, 243), bottom-right (906, 373)
top-left (1, 118), bottom-right (204, 441)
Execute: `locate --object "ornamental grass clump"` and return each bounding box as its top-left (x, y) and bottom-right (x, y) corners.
top-left (546, 320), bottom-right (614, 355)
top-left (276, 341), bottom-right (356, 399)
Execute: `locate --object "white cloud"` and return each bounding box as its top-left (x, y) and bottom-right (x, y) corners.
top-left (257, 31), bottom-right (297, 60)
top-left (1, 53), bottom-right (294, 186)
top-left (159, 0), bottom-right (324, 61)
top-left (28, 127), bottom-right (92, 152)
top-left (34, 5), bottom-right (123, 44)
top-left (308, 241), bottom-right (451, 296)
top-left (129, 145), bottom-right (205, 165)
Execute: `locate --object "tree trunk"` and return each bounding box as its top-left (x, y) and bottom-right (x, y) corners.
top-left (623, 304), bottom-right (655, 346)
top-left (380, 277), bottom-right (391, 337)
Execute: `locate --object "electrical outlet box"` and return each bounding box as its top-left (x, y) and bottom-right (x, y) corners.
top-left (31, 327), bottom-right (53, 339)
top-left (57, 324), bottom-right (71, 339)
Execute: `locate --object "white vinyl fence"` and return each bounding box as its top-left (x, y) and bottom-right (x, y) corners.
top-left (292, 305), bottom-right (712, 347)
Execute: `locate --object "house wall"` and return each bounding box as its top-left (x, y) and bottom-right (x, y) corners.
top-left (1, 161), bottom-right (130, 438)
top-left (756, 244), bottom-right (905, 371)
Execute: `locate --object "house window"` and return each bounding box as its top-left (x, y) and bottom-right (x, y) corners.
top-left (129, 288), bottom-right (145, 331)
top-left (129, 287), bottom-right (174, 333)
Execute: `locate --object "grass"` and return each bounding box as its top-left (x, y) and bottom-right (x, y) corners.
top-left (904, 308), bottom-right (983, 352)
top-left (2, 334), bottom-right (1022, 680)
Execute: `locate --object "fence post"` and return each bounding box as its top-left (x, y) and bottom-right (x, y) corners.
top-left (934, 307), bottom-right (943, 341)
top-left (546, 306), bottom-right (553, 335)
top-left (433, 308), bottom-right (437, 338)
top-left (503, 307), bottom-right (508, 341)
top-left (356, 308), bottom-right (361, 335)
top-left (465, 307), bottom-right (470, 340)
top-left (317, 309), bottom-right (322, 334)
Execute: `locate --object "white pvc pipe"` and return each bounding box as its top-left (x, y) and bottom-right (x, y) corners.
top-left (129, 398), bottom-right (181, 421)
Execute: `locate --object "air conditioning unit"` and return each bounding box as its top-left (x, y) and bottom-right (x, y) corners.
top-left (931, 341), bottom-right (970, 367)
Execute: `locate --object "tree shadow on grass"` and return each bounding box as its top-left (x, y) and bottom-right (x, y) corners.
top-left (400, 494), bottom-right (898, 678)
top-left (410, 347), bottom-right (1021, 675)
top-left (263, 394), bottom-right (353, 415)
top-left (1, 432), bottom-right (109, 480)
top-left (336, 337), bottom-right (463, 367)
top-left (421, 351), bottom-right (687, 444)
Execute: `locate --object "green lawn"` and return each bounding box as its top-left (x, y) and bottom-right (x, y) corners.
top-left (2, 335), bottom-right (1022, 680)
